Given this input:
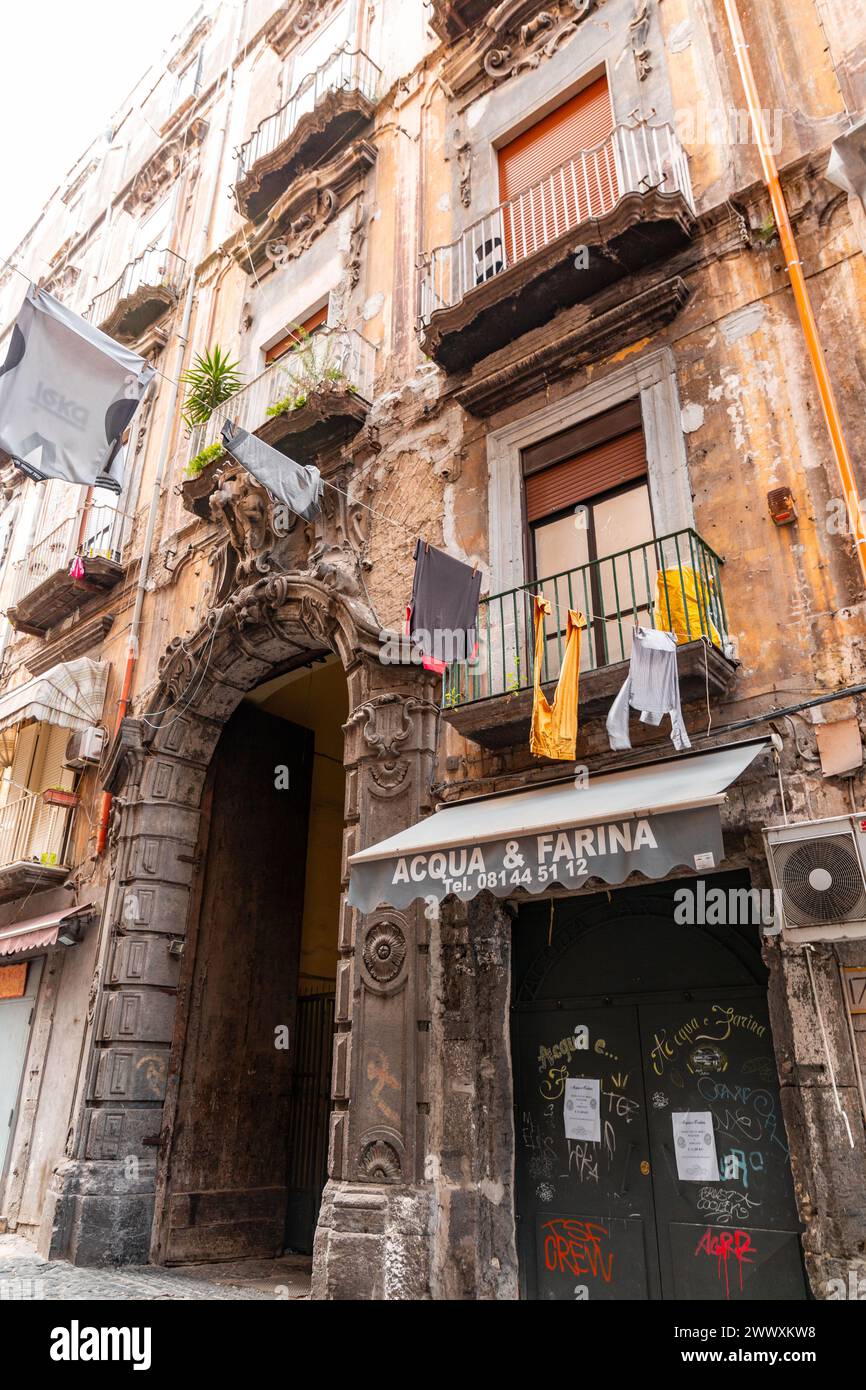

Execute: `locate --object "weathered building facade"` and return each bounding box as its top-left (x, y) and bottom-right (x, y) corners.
top-left (0, 0), bottom-right (865, 1300)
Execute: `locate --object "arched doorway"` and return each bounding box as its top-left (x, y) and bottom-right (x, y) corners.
top-left (56, 570), bottom-right (440, 1285)
top-left (512, 874), bottom-right (807, 1301)
top-left (150, 657), bottom-right (348, 1264)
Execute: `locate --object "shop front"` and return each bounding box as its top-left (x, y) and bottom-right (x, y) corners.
top-left (349, 737), bottom-right (809, 1301)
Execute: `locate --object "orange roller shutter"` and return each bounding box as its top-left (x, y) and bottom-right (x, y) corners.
top-left (497, 76), bottom-right (618, 263)
top-left (265, 304), bottom-right (329, 365)
top-left (525, 428), bottom-right (647, 522)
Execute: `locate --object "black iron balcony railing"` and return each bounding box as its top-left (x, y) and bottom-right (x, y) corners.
top-left (235, 45), bottom-right (382, 188)
top-left (442, 529), bottom-right (728, 709)
top-left (88, 247), bottom-right (186, 334)
top-left (419, 120), bottom-right (694, 328)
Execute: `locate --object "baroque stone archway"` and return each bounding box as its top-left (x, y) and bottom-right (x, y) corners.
top-left (46, 570), bottom-right (443, 1285)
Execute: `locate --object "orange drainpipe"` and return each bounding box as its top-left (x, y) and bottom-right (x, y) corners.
top-left (723, 0), bottom-right (866, 586)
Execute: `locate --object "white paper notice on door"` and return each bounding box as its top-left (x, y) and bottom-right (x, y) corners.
top-left (672, 1110), bottom-right (719, 1181)
top-left (564, 1077), bottom-right (601, 1143)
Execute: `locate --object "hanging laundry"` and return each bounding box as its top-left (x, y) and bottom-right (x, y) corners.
top-left (0, 284), bottom-right (154, 492)
top-left (220, 420), bottom-right (323, 522)
top-left (69, 556), bottom-right (85, 581)
top-left (655, 566), bottom-right (722, 648)
top-left (606, 626), bottom-right (691, 752)
top-left (530, 595), bottom-right (585, 761)
top-left (408, 539), bottom-right (481, 674)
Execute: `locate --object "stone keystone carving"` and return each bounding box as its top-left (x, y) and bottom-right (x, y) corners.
top-left (209, 463), bottom-right (278, 582)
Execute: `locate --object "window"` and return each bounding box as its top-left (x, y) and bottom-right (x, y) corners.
top-left (171, 49), bottom-right (203, 116)
top-left (291, 6), bottom-right (350, 92)
top-left (264, 303), bottom-right (329, 365)
top-left (522, 401), bottom-right (656, 672)
top-left (496, 75), bottom-right (617, 269)
top-left (0, 722), bottom-right (76, 868)
top-left (134, 196), bottom-right (173, 260)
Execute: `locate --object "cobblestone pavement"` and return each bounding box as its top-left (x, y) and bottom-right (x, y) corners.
top-left (0, 1234), bottom-right (312, 1300)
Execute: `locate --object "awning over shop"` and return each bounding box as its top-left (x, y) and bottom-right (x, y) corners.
top-left (0, 902), bottom-right (94, 957)
top-left (0, 657), bottom-right (109, 763)
top-left (348, 739), bottom-right (771, 912)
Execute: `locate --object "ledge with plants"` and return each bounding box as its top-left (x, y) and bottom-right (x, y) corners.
top-left (179, 345), bottom-right (243, 518)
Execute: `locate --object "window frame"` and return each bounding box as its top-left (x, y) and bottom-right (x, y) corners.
top-left (527, 473), bottom-right (656, 669)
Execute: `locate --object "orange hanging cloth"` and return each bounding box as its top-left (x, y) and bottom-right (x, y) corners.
top-left (530, 595), bottom-right (585, 760)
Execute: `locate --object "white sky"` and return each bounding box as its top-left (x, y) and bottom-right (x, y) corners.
top-left (1, 0), bottom-right (203, 260)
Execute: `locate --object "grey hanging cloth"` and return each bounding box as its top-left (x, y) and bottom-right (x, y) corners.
top-left (606, 626), bottom-right (691, 753)
top-left (409, 539), bottom-right (482, 671)
top-left (221, 420), bottom-right (323, 522)
top-left (0, 283), bottom-right (154, 492)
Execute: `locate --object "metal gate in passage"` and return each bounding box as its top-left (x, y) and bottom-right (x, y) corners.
top-left (284, 989), bottom-right (335, 1254)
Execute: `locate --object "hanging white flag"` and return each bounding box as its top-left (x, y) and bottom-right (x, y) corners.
top-left (0, 284), bottom-right (155, 492)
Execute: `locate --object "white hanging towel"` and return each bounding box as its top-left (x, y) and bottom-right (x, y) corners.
top-left (606, 627), bottom-right (691, 752)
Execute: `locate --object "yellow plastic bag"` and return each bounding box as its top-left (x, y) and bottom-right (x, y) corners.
top-left (654, 566), bottom-right (722, 648)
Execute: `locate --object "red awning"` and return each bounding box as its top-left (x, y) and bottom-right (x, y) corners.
top-left (0, 903), bottom-right (94, 957)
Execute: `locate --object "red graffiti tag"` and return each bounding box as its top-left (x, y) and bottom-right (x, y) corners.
top-left (542, 1218), bottom-right (613, 1284)
top-left (695, 1226), bottom-right (755, 1299)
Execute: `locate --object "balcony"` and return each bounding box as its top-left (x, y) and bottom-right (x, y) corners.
top-left (418, 121), bottom-right (696, 374)
top-left (0, 788), bottom-right (74, 902)
top-left (428, 0), bottom-right (493, 41)
top-left (182, 328), bottom-right (376, 518)
top-left (235, 47), bottom-right (382, 223)
top-left (88, 247), bottom-right (186, 343)
top-left (8, 504), bottom-right (128, 637)
top-left (441, 529), bottom-right (738, 750)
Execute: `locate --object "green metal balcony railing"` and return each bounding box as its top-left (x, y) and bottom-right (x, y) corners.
top-left (442, 528), bottom-right (728, 709)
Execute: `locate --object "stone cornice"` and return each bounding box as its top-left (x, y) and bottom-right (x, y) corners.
top-left (453, 275), bottom-right (691, 415)
top-left (122, 118), bottom-right (208, 216)
top-left (264, 0), bottom-right (343, 56)
top-left (228, 138), bottom-right (377, 270)
top-left (442, 0), bottom-right (600, 100)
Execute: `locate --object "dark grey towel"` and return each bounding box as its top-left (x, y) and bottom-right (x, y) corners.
top-left (410, 539), bottom-right (481, 665)
top-left (221, 420), bottom-right (323, 522)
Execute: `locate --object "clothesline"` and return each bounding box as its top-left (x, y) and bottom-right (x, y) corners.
top-left (0, 255), bottom-right (421, 545)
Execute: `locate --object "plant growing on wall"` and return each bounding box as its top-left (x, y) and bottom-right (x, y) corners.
top-left (180, 346), bottom-right (244, 430)
top-left (184, 442), bottom-right (226, 479)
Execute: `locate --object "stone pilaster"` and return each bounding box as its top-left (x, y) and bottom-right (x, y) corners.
top-left (312, 660), bottom-right (440, 1298)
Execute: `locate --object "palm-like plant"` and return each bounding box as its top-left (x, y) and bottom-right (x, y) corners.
top-left (180, 346), bottom-right (243, 431)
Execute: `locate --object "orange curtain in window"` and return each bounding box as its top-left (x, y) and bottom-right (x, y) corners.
top-left (497, 76), bottom-right (617, 265)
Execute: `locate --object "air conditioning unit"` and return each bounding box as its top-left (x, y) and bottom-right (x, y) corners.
top-left (764, 814), bottom-right (866, 941)
top-left (64, 725), bottom-right (107, 769)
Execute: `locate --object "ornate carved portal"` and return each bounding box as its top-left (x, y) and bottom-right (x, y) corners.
top-left (53, 570), bottom-right (442, 1294)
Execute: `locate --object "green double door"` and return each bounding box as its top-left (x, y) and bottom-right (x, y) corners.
top-left (514, 989), bottom-right (807, 1301)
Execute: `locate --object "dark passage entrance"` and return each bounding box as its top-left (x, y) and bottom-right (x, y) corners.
top-left (154, 702), bottom-right (313, 1264)
top-left (512, 876), bottom-right (807, 1301)
top-left (153, 659), bottom-right (348, 1266)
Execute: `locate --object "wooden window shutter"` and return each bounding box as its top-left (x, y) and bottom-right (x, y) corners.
top-left (265, 304), bottom-right (329, 365)
top-left (525, 427), bottom-right (647, 523)
top-left (8, 723), bottom-right (39, 794)
top-left (497, 77), bottom-right (617, 263)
